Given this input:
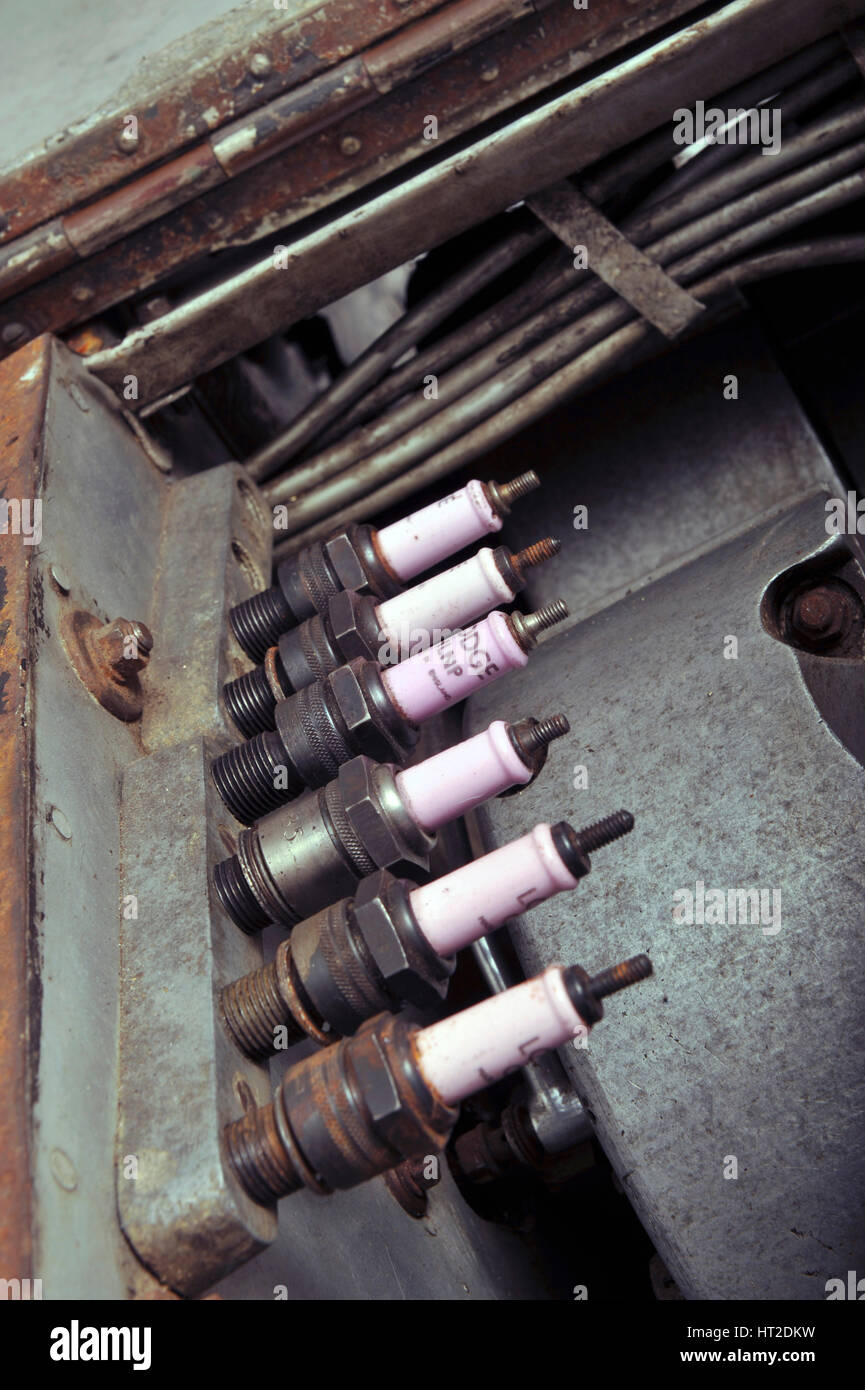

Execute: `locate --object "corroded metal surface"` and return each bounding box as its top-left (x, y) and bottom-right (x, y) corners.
top-left (0, 0), bottom-right (706, 354)
top-left (0, 0), bottom-right (446, 246)
top-left (82, 0), bottom-right (865, 407)
top-left (0, 336), bottom-right (46, 1286)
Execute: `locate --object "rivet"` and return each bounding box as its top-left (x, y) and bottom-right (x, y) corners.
top-left (49, 806), bottom-right (73, 841)
top-left (249, 52), bottom-right (272, 77)
top-left (2, 322), bottom-right (26, 344)
top-left (340, 135), bottom-right (362, 157)
top-left (50, 1148), bottom-right (78, 1192)
top-left (49, 564), bottom-right (71, 594)
top-left (115, 127), bottom-right (140, 155)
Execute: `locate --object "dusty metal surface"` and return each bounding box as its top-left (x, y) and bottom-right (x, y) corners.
top-left (480, 317), bottom-right (841, 624)
top-left (0, 0), bottom-right (706, 353)
top-left (462, 322), bottom-right (865, 1298)
top-left (0, 337), bottom-right (45, 1287)
top-left (118, 737), bottom-right (278, 1295)
top-left (83, 0), bottom-right (865, 407)
top-left (13, 339), bottom-right (277, 1296)
top-left (24, 339), bottom-right (165, 1296)
top-left (117, 463), bottom-right (279, 1295)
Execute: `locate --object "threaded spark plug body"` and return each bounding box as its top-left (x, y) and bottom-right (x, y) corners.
top-left (212, 606), bottom-right (569, 824)
top-left (221, 809), bottom-right (630, 1060)
top-left (224, 539), bottom-right (559, 738)
top-left (213, 716), bottom-right (570, 931)
top-left (229, 472), bottom-right (540, 661)
top-left (226, 956), bottom-right (652, 1204)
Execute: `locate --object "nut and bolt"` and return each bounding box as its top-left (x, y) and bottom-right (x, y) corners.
top-left (553, 810), bottom-right (635, 880)
top-left (510, 599), bottom-right (569, 651)
top-left (790, 585), bottom-right (847, 646)
top-left (93, 618), bottom-right (153, 678)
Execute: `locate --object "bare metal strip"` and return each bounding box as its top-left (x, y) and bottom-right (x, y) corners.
top-left (527, 183), bottom-right (705, 339)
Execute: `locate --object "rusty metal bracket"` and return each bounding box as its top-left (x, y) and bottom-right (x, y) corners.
top-left (528, 182), bottom-right (705, 340)
top-left (0, 338), bottom-right (46, 1288)
top-left (0, 1), bottom-right (713, 352)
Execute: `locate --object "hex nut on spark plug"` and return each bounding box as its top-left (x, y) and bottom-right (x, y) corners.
top-left (351, 870), bottom-right (454, 1014)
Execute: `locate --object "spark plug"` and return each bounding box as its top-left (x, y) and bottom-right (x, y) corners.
top-left (229, 472), bottom-right (539, 661)
top-left (221, 813), bottom-right (634, 1059)
top-left (224, 538), bottom-right (560, 738)
top-left (212, 716), bottom-right (569, 933)
top-left (212, 601), bottom-right (569, 824)
top-left (225, 956), bottom-right (653, 1204)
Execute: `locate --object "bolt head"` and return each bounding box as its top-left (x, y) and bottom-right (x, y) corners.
top-left (351, 1031), bottom-right (403, 1130)
top-left (324, 529), bottom-right (367, 592)
top-left (353, 871), bottom-right (447, 1011)
top-left (790, 586), bottom-right (846, 645)
top-left (115, 128), bottom-right (140, 154)
top-left (330, 661), bottom-right (399, 762)
top-left (95, 618), bottom-right (153, 677)
top-left (339, 760), bottom-right (402, 866)
top-left (329, 588), bottom-right (375, 662)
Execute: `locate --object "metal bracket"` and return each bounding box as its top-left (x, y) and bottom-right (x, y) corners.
top-left (528, 181), bottom-right (705, 339)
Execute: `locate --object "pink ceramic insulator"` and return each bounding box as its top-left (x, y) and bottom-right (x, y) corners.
top-left (395, 720), bottom-right (531, 832)
top-left (407, 823), bottom-right (579, 956)
top-left (375, 549), bottom-right (513, 657)
top-left (413, 966), bottom-right (588, 1105)
top-left (381, 611), bottom-right (526, 725)
top-left (375, 480), bottom-right (500, 582)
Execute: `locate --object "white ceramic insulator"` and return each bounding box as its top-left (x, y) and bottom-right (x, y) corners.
top-left (408, 823), bottom-right (579, 956)
top-left (375, 480), bottom-right (501, 581)
top-left (375, 549), bottom-right (513, 658)
top-left (413, 966), bottom-right (588, 1106)
top-left (394, 720), bottom-right (531, 833)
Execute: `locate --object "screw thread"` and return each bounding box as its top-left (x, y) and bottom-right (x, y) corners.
top-left (230, 586), bottom-right (292, 663)
top-left (511, 537), bottom-right (560, 572)
top-left (574, 810), bottom-right (635, 856)
top-left (512, 713), bottom-right (570, 757)
top-left (212, 853), bottom-right (272, 934)
top-left (497, 471), bottom-right (539, 507)
top-left (587, 953), bottom-right (653, 1000)
top-left (222, 957), bottom-right (305, 1060)
top-left (211, 730), bottom-right (297, 825)
top-left (223, 664), bottom-right (278, 739)
top-left (225, 1101), bottom-right (302, 1204)
top-left (508, 599), bottom-right (569, 652)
